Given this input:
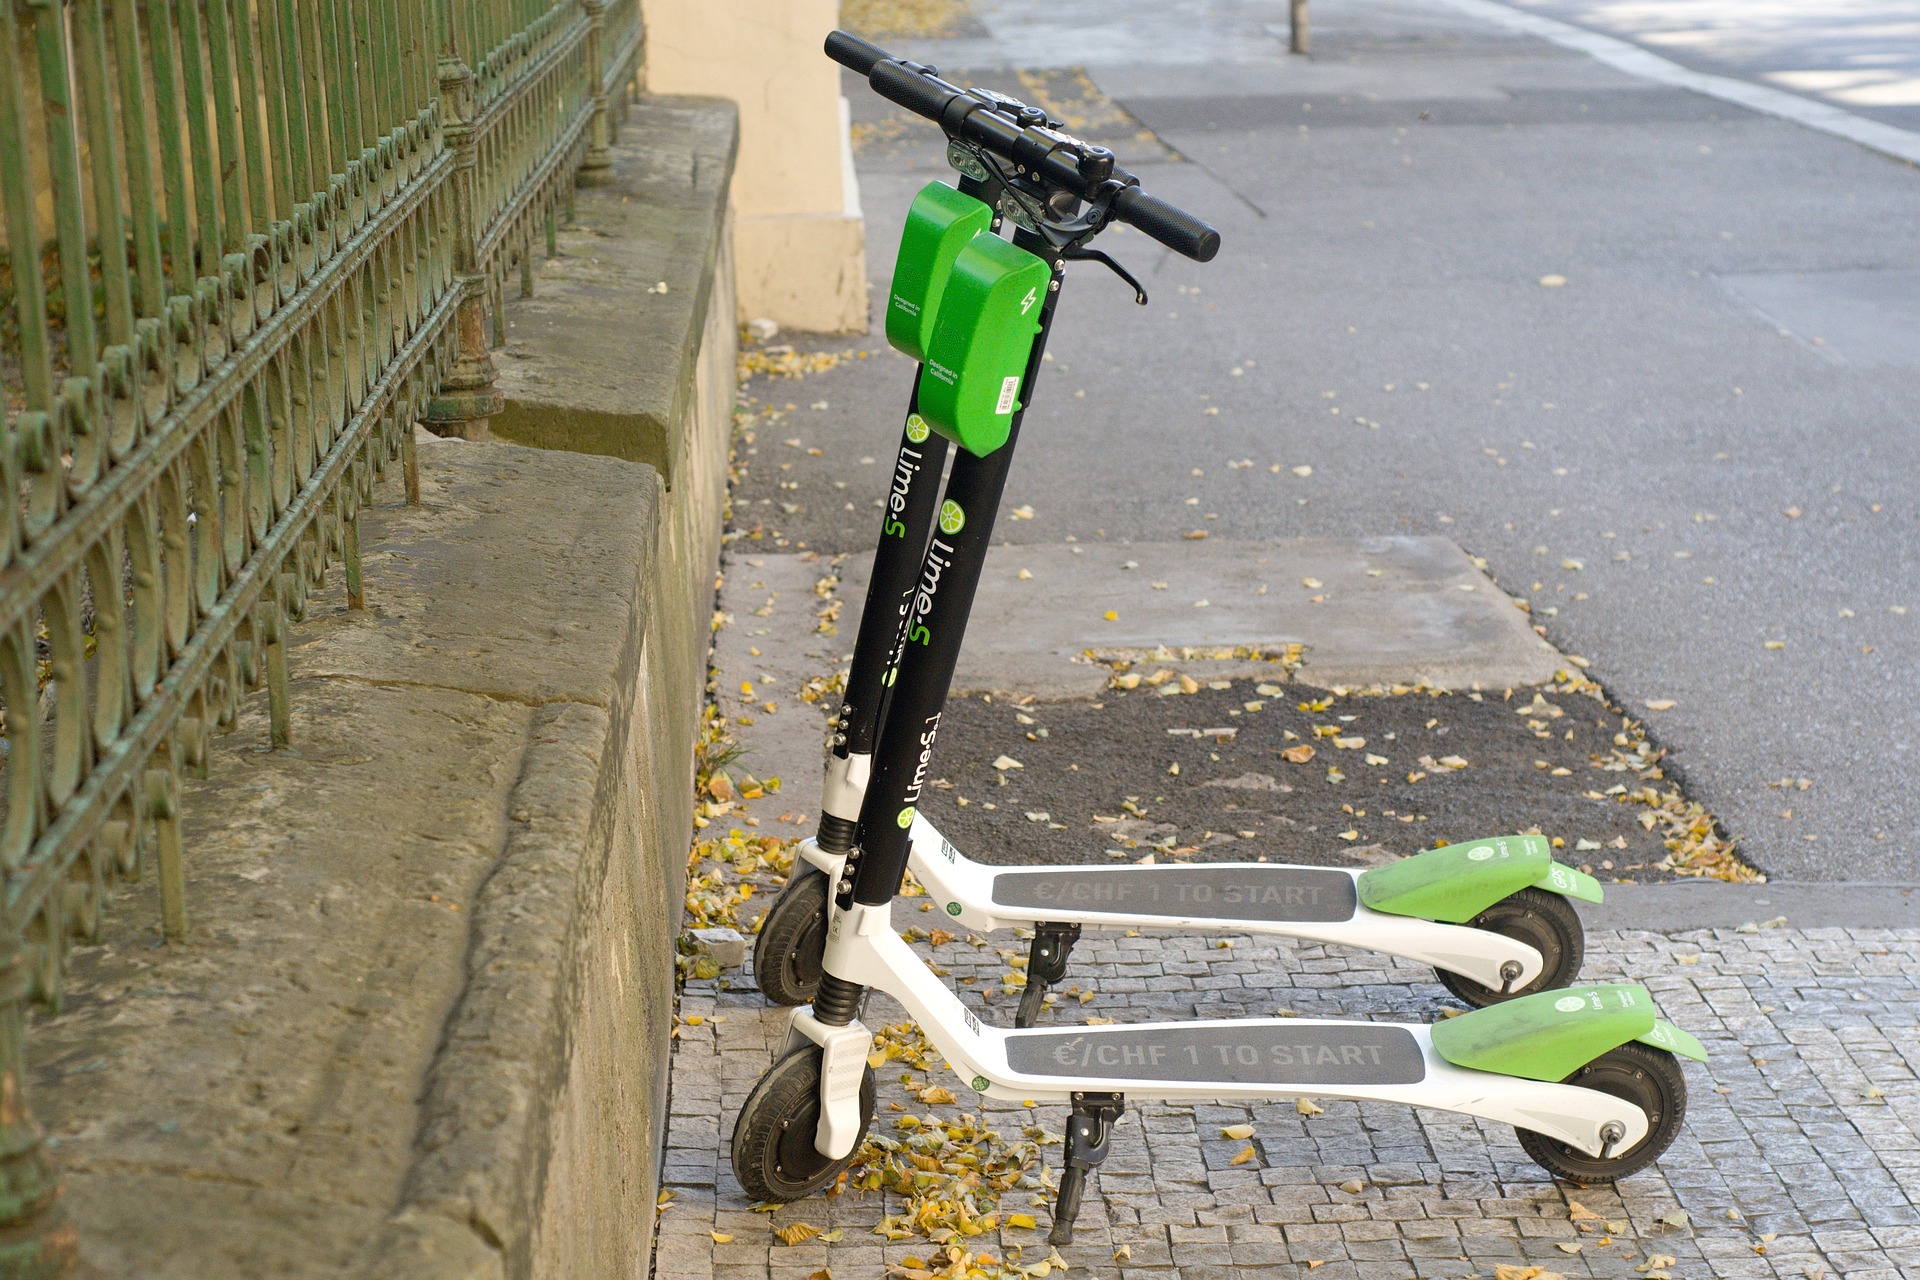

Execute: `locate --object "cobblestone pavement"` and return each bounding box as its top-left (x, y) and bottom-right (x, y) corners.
top-left (655, 920), bottom-right (1919, 1280)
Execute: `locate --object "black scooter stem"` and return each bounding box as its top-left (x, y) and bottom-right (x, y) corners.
top-left (831, 377), bottom-right (951, 760)
top-left (847, 226), bottom-right (1064, 907)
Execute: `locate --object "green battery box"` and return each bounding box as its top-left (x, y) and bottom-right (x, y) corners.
top-left (918, 233), bottom-right (1051, 457)
top-left (886, 182), bottom-right (993, 362)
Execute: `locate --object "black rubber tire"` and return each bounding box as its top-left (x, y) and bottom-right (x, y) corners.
top-left (1518, 1041), bottom-right (1688, 1183)
top-left (730, 1047), bottom-right (877, 1203)
top-left (753, 864), bottom-right (829, 1007)
top-left (1435, 887), bottom-right (1585, 1008)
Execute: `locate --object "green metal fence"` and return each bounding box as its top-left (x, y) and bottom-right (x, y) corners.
top-left (0, 0), bottom-right (641, 1267)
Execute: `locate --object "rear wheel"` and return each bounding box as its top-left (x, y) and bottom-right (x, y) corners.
top-left (1435, 887), bottom-right (1584, 1008)
top-left (1519, 1041), bottom-right (1687, 1182)
top-left (730, 1047), bottom-right (877, 1203)
top-left (753, 864), bottom-right (829, 1007)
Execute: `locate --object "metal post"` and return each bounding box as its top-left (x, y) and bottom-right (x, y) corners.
top-left (1290, 0), bottom-right (1309, 54)
top-left (578, 0), bottom-right (612, 181)
top-left (422, 40), bottom-right (503, 439)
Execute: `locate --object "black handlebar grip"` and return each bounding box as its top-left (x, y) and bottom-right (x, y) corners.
top-left (1113, 186), bottom-right (1221, 263)
top-left (869, 59), bottom-right (960, 124)
top-left (824, 30), bottom-right (890, 76)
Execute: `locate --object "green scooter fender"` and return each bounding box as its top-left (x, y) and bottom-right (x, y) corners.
top-left (1430, 983), bottom-right (1708, 1082)
top-left (1356, 834), bottom-right (1603, 924)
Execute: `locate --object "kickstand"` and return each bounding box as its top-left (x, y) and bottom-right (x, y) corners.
top-left (1050, 1092), bottom-right (1124, 1246)
top-left (1016, 922), bottom-right (1082, 1029)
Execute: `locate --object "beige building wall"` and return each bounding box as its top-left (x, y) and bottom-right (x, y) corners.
top-left (642, 0), bottom-right (870, 333)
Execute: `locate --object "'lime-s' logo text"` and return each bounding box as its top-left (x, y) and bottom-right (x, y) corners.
top-left (939, 500), bottom-right (965, 534)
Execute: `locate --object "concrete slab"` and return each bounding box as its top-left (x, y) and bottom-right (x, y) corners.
top-left (832, 536), bottom-right (1564, 697)
top-left (1717, 267), bottom-right (1920, 369)
top-left (712, 550), bottom-right (849, 826)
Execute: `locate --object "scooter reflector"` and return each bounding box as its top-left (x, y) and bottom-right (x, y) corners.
top-left (919, 234), bottom-right (1051, 457)
top-left (886, 182), bottom-right (993, 362)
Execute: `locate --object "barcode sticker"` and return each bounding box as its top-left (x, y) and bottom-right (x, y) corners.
top-left (996, 375), bottom-right (1020, 415)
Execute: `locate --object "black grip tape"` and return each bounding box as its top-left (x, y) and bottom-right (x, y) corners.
top-left (869, 59), bottom-right (959, 124)
top-left (823, 30), bottom-right (890, 75)
top-left (1113, 186), bottom-right (1221, 263)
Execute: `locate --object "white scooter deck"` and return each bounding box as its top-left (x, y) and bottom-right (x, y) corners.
top-left (793, 813), bottom-right (1549, 993)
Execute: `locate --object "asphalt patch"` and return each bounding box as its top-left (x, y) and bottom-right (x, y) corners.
top-left (909, 682), bottom-right (1686, 882)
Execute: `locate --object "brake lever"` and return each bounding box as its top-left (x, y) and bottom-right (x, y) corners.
top-left (1062, 247), bottom-right (1148, 305)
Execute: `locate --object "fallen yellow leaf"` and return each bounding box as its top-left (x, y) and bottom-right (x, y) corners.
top-left (776, 1222), bottom-right (821, 1246)
top-left (1296, 1098), bottom-right (1323, 1116)
top-left (1230, 1144), bottom-right (1257, 1165)
top-left (1282, 744), bottom-right (1316, 764)
top-left (1220, 1124), bottom-right (1255, 1140)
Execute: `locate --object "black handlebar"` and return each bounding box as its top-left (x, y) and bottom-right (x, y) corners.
top-left (824, 30), bottom-right (888, 77)
top-left (1112, 186), bottom-right (1220, 264)
top-left (826, 31), bottom-right (1221, 263)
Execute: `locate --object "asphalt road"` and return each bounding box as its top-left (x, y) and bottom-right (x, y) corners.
top-left (1505, 0), bottom-right (1920, 132)
top-left (763, 0), bottom-right (1919, 884)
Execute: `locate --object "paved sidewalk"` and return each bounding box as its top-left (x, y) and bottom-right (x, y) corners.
top-left (658, 919), bottom-right (1919, 1280)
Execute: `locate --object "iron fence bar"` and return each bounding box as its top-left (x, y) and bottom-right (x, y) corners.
top-left (110, 0), bottom-right (166, 321)
top-left (0, 2), bottom-right (53, 415)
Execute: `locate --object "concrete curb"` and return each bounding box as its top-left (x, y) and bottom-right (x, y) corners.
top-left (1440, 0), bottom-right (1920, 167)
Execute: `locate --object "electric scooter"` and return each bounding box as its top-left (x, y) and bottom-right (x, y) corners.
top-left (751, 65), bottom-right (1603, 1028)
top-left (731, 34), bottom-right (1704, 1244)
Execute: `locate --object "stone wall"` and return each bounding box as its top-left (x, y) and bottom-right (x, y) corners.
top-left (22, 99), bottom-right (739, 1280)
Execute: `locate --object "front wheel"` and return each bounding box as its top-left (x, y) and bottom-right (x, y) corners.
top-left (731, 1047), bottom-right (877, 1203)
top-left (753, 864), bottom-right (830, 1007)
top-left (1435, 887), bottom-right (1584, 1008)
top-left (1519, 1042), bottom-right (1688, 1182)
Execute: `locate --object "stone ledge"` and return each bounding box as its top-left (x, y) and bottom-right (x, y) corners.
top-left (492, 96), bottom-right (740, 490)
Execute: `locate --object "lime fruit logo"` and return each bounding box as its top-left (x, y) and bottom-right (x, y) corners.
top-left (971, 1075), bottom-right (990, 1092)
top-left (946, 901), bottom-right (962, 916)
top-left (906, 413), bottom-right (930, 443)
top-left (1467, 846), bottom-right (1495, 862)
top-left (939, 499), bottom-right (965, 534)
top-left (896, 806), bottom-right (916, 829)
top-left (1555, 995), bottom-right (1586, 1014)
